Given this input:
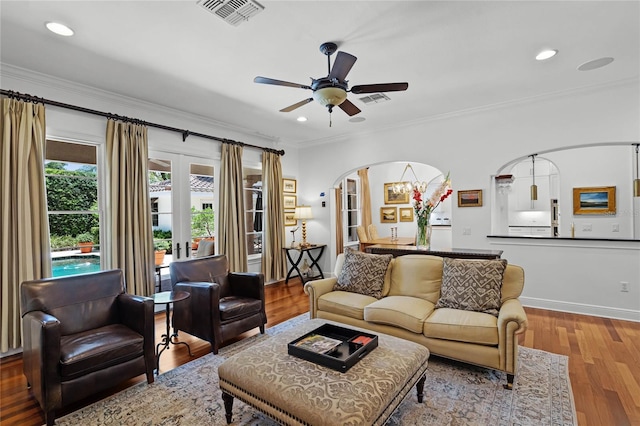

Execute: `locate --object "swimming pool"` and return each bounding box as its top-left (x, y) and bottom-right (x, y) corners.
top-left (52, 256), bottom-right (101, 277)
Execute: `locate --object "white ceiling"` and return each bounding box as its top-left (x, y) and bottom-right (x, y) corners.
top-left (1, 1), bottom-right (638, 146)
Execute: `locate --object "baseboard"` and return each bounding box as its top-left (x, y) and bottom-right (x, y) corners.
top-left (521, 296), bottom-right (640, 322)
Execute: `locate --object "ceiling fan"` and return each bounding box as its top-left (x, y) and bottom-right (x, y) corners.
top-left (254, 42), bottom-right (408, 123)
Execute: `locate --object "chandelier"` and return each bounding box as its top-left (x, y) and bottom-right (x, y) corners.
top-left (391, 163), bottom-right (428, 194)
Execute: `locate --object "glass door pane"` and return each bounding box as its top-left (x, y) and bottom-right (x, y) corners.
top-left (148, 157), bottom-right (173, 269)
top-left (189, 162), bottom-right (215, 258)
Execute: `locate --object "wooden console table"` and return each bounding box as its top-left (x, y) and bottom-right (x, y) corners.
top-left (365, 245), bottom-right (503, 259)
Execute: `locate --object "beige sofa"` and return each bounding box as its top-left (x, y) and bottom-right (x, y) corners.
top-left (304, 253), bottom-right (528, 388)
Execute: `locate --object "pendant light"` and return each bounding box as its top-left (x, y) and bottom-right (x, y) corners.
top-left (530, 154), bottom-right (538, 201)
top-left (634, 144), bottom-right (640, 197)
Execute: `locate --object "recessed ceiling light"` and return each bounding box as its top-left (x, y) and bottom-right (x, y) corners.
top-left (45, 22), bottom-right (74, 37)
top-left (348, 117), bottom-right (366, 123)
top-left (296, 116), bottom-right (307, 122)
top-left (577, 57), bottom-right (614, 71)
top-left (535, 49), bottom-right (558, 61)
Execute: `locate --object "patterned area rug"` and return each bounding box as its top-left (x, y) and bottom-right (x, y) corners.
top-left (55, 314), bottom-right (577, 425)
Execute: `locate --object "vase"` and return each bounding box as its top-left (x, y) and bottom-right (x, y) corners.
top-left (415, 218), bottom-right (432, 249)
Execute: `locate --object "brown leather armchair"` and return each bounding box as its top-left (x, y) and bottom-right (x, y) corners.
top-left (20, 269), bottom-right (155, 426)
top-left (169, 254), bottom-right (266, 354)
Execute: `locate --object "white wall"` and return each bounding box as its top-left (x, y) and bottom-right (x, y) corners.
top-left (296, 80), bottom-right (640, 321)
top-left (3, 66), bottom-right (638, 321)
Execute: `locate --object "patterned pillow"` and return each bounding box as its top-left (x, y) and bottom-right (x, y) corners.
top-left (435, 258), bottom-right (507, 317)
top-left (334, 248), bottom-right (392, 299)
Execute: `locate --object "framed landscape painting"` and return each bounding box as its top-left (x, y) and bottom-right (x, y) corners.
top-left (283, 178), bottom-right (297, 193)
top-left (283, 195), bottom-right (297, 209)
top-left (573, 186), bottom-right (616, 215)
top-left (457, 189), bottom-right (483, 207)
top-left (399, 207), bottom-right (414, 222)
top-left (384, 183), bottom-right (410, 204)
top-left (380, 206), bottom-right (397, 223)
top-left (284, 210), bottom-right (297, 226)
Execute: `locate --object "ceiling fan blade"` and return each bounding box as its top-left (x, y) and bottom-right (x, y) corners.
top-left (254, 76), bottom-right (311, 90)
top-left (280, 98), bottom-right (314, 112)
top-left (329, 52), bottom-right (357, 81)
top-left (338, 99), bottom-right (361, 116)
top-left (350, 82), bottom-right (409, 94)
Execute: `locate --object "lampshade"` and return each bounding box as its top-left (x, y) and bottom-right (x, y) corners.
top-left (293, 206), bottom-right (313, 220)
top-left (312, 87), bottom-right (347, 108)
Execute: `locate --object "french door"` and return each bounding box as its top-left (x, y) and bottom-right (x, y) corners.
top-left (148, 152), bottom-right (216, 263)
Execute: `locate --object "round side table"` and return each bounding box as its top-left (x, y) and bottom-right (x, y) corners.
top-left (153, 290), bottom-right (193, 374)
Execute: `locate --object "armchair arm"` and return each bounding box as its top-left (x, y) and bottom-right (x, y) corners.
top-left (118, 294), bottom-right (154, 380)
top-left (21, 311), bottom-right (62, 411)
top-left (304, 277), bottom-right (337, 318)
top-left (173, 281), bottom-right (221, 335)
top-left (497, 298), bottom-right (528, 373)
top-left (229, 272), bottom-right (265, 302)
top-left (118, 294), bottom-right (154, 337)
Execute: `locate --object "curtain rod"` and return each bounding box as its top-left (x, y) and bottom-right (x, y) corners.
top-left (0, 89), bottom-right (285, 156)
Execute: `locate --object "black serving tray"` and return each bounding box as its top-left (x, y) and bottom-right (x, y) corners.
top-left (288, 323), bottom-right (378, 373)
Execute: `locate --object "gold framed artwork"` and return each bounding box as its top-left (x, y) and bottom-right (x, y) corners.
top-left (283, 195), bottom-right (297, 209)
top-left (573, 186), bottom-right (616, 215)
top-left (399, 207), bottom-right (414, 222)
top-left (457, 189), bottom-right (483, 207)
top-left (384, 182), bottom-right (410, 204)
top-left (283, 178), bottom-right (297, 193)
top-left (284, 209), bottom-right (297, 226)
top-left (380, 206), bottom-right (397, 223)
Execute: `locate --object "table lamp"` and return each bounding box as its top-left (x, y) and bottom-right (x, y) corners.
top-left (293, 205), bottom-right (313, 248)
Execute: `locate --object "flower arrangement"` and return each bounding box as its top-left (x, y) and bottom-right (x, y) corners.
top-left (412, 173), bottom-right (452, 247)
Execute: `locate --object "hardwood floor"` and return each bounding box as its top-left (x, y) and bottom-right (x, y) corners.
top-left (1, 281), bottom-right (639, 425)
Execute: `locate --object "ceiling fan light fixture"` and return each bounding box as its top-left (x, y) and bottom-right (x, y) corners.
top-left (312, 86), bottom-right (347, 108)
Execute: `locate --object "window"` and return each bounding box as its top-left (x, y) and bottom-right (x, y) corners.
top-left (202, 202), bottom-right (213, 210)
top-left (151, 198), bottom-right (159, 227)
top-left (45, 140), bottom-right (101, 277)
top-left (244, 167), bottom-right (263, 257)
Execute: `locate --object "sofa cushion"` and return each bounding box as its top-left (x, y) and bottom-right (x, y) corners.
top-left (388, 255), bottom-right (443, 303)
top-left (364, 296), bottom-right (435, 334)
top-left (318, 291), bottom-right (377, 320)
top-left (435, 258), bottom-right (507, 316)
top-left (424, 308), bottom-right (499, 345)
top-left (333, 248), bottom-right (392, 299)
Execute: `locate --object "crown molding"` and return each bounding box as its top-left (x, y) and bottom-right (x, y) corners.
top-left (0, 63), bottom-right (279, 144)
top-left (297, 77), bottom-right (639, 148)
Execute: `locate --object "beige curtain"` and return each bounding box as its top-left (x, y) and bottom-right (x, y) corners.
top-left (358, 168), bottom-right (372, 235)
top-left (105, 119), bottom-right (154, 296)
top-left (0, 98), bottom-right (51, 352)
top-left (334, 185), bottom-right (344, 254)
top-left (219, 143), bottom-right (247, 272)
top-left (261, 151), bottom-right (287, 282)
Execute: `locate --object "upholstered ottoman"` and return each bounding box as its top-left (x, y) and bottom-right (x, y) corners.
top-left (218, 318), bottom-right (430, 426)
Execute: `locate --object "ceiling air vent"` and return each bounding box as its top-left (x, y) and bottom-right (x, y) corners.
top-left (197, 0), bottom-right (264, 26)
top-left (358, 93), bottom-right (391, 105)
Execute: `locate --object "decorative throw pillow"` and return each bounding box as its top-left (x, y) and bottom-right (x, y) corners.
top-left (435, 258), bottom-right (507, 317)
top-left (334, 248), bottom-right (392, 299)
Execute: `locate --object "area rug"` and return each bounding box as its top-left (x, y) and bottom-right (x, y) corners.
top-left (54, 314), bottom-right (577, 425)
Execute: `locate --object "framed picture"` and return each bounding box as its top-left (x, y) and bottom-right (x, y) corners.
top-left (284, 209), bottom-right (297, 226)
top-left (384, 183), bottom-right (410, 204)
top-left (573, 186), bottom-right (616, 215)
top-left (457, 189), bottom-right (483, 207)
top-left (283, 195), bottom-right (297, 209)
top-left (283, 178), bottom-right (297, 193)
top-left (380, 206), bottom-right (397, 223)
top-left (399, 207), bottom-right (414, 222)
